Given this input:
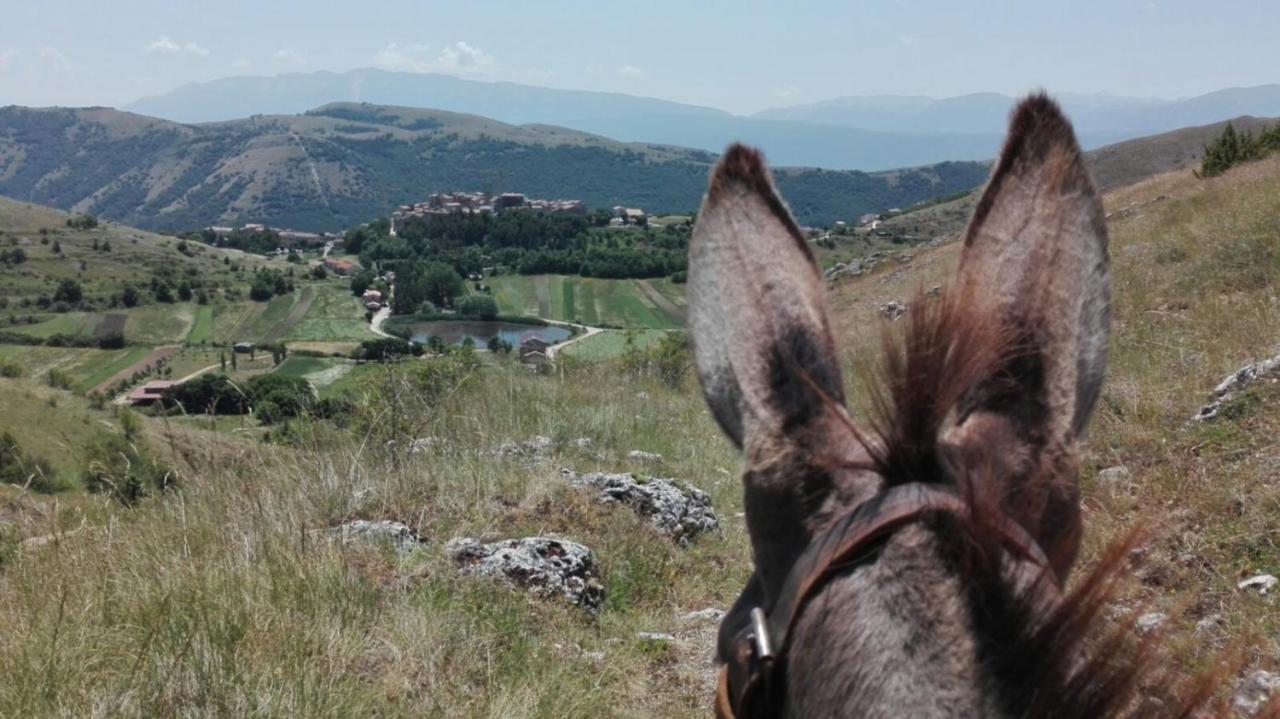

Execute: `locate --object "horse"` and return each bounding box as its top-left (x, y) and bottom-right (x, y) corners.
top-left (688, 94), bottom-right (1208, 718)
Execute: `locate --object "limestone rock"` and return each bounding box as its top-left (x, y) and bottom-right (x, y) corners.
top-left (1193, 352), bottom-right (1280, 422)
top-left (490, 436), bottom-right (555, 459)
top-left (561, 469), bottom-right (719, 545)
top-left (879, 300), bottom-right (907, 320)
top-left (329, 519), bottom-right (422, 554)
top-left (684, 608), bottom-right (726, 623)
top-left (1134, 612), bottom-right (1166, 635)
top-left (1096, 466), bottom-right (1133, 493)
top-left (627, 450), bottom-right (663, 462)
top-left (444, 536), bottom-right (605, 611)
top-left (1238, 574), bottom-right (1278, 594)
top-left (1234, 670), bottom-right (1280, 716)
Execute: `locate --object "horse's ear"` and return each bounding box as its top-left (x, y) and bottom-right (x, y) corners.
top-left (946, 94), bottom-right (1110, 576)
top-left (688, 144), bottom-right (849, 454)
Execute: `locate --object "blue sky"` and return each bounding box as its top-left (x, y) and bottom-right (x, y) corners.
top-left (0, 0), bottom-right (1275, 113)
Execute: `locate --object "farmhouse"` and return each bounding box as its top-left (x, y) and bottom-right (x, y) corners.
top-left (519, 335), bottom-right (552, 364)
top-left (127, 380), bottom-right (178, 407)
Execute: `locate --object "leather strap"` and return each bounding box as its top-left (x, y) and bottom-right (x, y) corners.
top-left (720, 482), bottom-right (1058, 718)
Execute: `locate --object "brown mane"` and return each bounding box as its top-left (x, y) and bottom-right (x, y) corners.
top-left (854, 286), bottom-right (1223, 718)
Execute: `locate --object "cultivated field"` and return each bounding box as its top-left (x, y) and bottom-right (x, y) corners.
top-left (487, 275), bottom-right (686, 329)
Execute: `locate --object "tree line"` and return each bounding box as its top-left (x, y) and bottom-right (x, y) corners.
top-left (1201, 122), bottom-right (1280, 178)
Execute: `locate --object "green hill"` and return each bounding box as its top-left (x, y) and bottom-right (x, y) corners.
top-left (0, 103), bottom-right (990, 231)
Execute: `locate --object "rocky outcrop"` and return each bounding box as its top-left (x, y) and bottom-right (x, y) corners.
top-left (328, 519), bottom-right (423, 554)
top-left (879, 300), bottom-right (907, 320)
top-left (627, 450), bottom-right (663, 462)
top-left (444, 536), bottom-right (605, 611)
top-left (1192, 352), bottom-right (1280, 422)
top-left (561, 469), bottom-right (719, 545)
top-left (489, 435), bottom-right (556, 459)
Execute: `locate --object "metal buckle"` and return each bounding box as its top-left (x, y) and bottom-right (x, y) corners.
top-left (749, 607), bottom-right (774, 661)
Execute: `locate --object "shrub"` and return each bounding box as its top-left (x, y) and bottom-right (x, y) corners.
top-left (162, 373), bottom-right (249, 415)
top-left (0, 357), bottom-right (25, 378)
top-left (46, 368), bottom-right (73, 390)
top-left (457, 293), bottom-right (499, 320)
top-left (0, 431), bottom-right (64, 493)
top-left (66, 213), bottom-right (98, 230)
top-left (354, 337), bottom-right (421, 361)
top-left (246, 374), bottom-right (314, 424)
top-left (81, 432), bottom-right (175, 506)
top-left (622, 331), bottom-right (691, 387)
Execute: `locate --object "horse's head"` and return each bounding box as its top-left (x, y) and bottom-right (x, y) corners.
top-left (690, 95), bottom-right (1123, 718)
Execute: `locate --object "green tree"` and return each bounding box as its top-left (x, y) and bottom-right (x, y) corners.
top-left (350, 269), bottom-right (375, 296)
top-left (457, 293), bottom-right (499, 320)
top-left (52, 278), bottom-right (82, 304)
top-left (421, 261), bottom-right (464, 308)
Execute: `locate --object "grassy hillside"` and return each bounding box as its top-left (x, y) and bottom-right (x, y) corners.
top-left (0, 103), bottom-right (990, 231)
top-left (0, 196), bottom-right (266, 306)
top-left (871, 114), bottom-right (1280, 245)
top-left (2, 153), bottom-right (1280, 715)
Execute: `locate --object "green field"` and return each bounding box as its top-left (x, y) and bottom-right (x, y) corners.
top-left (8, 304), bottom-right (199, 346)
top-left (487, 275), bottom-right (686, 329)
top-left (4, 312), bottom-right (98, 339)
top-left (0, 344), bottom-right (156, 393)
top-left (274, 354), bottom-right (352, 388)
top-left (187, 304), bottom-right (216, 344)
top-left (283, 281), bottom-right (378, 343)
top-left (559, 329), bottom-right (672, 360)
top-left (123, 303), bottom-right (196, 345)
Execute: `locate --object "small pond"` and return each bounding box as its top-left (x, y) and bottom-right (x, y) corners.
top-left (401, 320), bottom-right (572, 347)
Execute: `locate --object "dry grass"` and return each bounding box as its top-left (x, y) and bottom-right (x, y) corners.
top-left (4, 155), bottom-right (1280, 715)
top-left (831, 155), bottom-right (1280, 694)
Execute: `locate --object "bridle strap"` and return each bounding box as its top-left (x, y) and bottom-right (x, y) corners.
top-left (719, 482), bottom-right (1058, 719)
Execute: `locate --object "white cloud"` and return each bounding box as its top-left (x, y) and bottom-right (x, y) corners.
top-left (617, 64), bottom-right (646, 81)
top-left (37, 46), bottom-right (72, 71)
top-left (144, 36), bottom-right (209, 58)
top-left (274, 49), bottom-right (304, 67)
top-left (435, 41), bottom-right (495, 75)
top-left (232, 58), bottom-right (251, 70)
top-left (897, 34), bottom-right (920, 48)
top-left (371, 42), bottom-right (433, 73)
top-left (371, 41), bottom-right (496, 77)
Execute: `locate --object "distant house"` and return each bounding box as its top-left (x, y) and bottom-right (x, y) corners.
top-left (127, 380), bottom-right (178, 407)
top-left (521, 350), bottom-right (548, 365)
top-left (623, 208), bottom-right (646, 225)
top-left (362, 289), bottom-right (383, 302)
top-left (364, 301), bottom-right (382, 311)
top-left (323, 257), bottom-right (358, 276)
top-left (519, 335), bottom-right (552, 364)
top-left (520, 335), bottom-right (551, 351)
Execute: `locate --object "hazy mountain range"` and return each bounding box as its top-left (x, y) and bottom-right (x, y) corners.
top-left (124, 69), bottom-right (1280, 170)
top-left (0, 103), bottom-right (988, 231)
